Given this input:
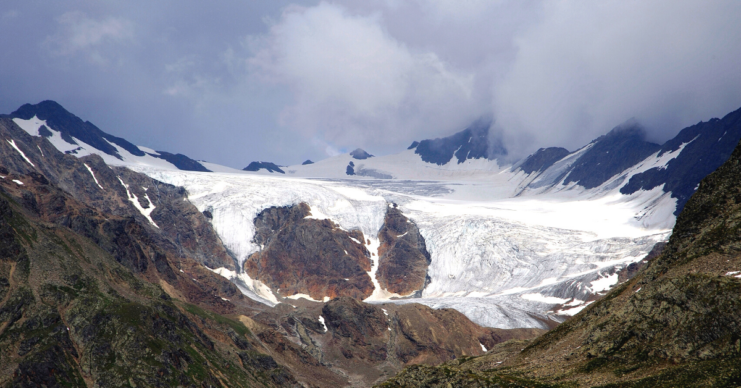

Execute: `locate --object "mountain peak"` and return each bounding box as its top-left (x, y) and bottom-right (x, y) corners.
top-left (350, 148), bottom-right (374, 160)
top-left (10, 100), bottom-right (146, 158)
top-left (601, 118), bottom-right (647, 141)
top-left (414, 118), bottom-right (505, 165)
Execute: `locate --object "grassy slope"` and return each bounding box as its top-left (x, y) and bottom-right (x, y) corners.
top-left (0, 191), bottom-right (297, 387)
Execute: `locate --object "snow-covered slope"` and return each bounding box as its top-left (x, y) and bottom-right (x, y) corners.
top-left (9, 101), bottom-right (211, 172)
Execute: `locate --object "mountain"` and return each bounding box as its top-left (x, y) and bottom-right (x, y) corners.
top-left (243, 161), bottom-right (285, 174)
top-left (9, 100), bottom-right (211, 172)
top-left (350, 148), bottom-right (374, 160)
top-left (409, 118), bottom-right (505, 165)
top-left (620, 106), bottom-right (741, 214)
top-left (5, 98), bottom-right (741, 386)
top-left (281, 108), bottom-right (741, 223)
top-left (380, 131), bottom-right (741, 386)
top-left (0, 110), bottom-right (542, 386)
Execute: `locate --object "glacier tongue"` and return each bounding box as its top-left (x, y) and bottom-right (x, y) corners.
top-left (137, 167), bottom-right (672, 329)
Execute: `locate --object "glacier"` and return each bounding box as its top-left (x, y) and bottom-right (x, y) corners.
top-left (139, 165), bottom-right (672, 330)
top-left (15, 110), bottom-right (683, 330)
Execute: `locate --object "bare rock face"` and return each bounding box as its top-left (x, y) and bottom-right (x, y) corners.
top-left (376, 204), bottom-right (431, 296)
top-left (265, 297), bottom-right (545, 386)
top-left (245, 203), bottom-right (374, 300)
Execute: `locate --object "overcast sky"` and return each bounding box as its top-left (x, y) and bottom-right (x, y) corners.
top-left (2, 1), bottom-right (740, 168)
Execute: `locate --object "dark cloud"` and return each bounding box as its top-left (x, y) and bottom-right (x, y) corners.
top-left (1, 1), bottom-right (739, 167)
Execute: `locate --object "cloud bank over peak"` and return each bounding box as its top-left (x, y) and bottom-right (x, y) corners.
top-left (494, 0), bottom-right (741, 158)
top-left (247, 3), bottom-right (483, 154)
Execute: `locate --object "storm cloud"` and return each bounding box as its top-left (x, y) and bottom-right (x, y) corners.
top-left (1, 1), bottom-right (739, 167)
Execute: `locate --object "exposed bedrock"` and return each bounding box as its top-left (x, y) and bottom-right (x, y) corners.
top-left (244, 203), bottom-right (374, 300)
top-left (376, 204), bottom-right (431, 296)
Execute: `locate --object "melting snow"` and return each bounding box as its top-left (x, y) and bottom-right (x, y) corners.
top-left (117, 177), bottom-right (158, 228)
top-left (318, 316), bottom-right (328, 332)
top-left (589, 273), bottom-right (618, 293)
top-left (521, 293), bottom-right (570, 305)
top-left (84, 164), bottom-right (104, 190)
top-left (558, 301), bottom-right (595, 316)
top-left (7, 139), bottom-right (35, 167)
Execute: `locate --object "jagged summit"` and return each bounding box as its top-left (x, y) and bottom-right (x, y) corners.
top-left (11, 100), bottom-right (145, 159)
top-left (621, 106), bottom-right (741, 214)
top-left (414, 118), bottom-right (506, 165)
top-left (559, 120), bottom-right (660, 189)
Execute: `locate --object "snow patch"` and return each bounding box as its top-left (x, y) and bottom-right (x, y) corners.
top-left (207, 267), bottom-right (277, 306)
top-left (480, 342), bottom-right (488, 352)
top-left (12, 179), bottom-right (23, 185)
top-left (7, 139), bottom-right (35, 167)
top-left (318, 316), bottom-right (328, 332)
top-left (589, 273), bottom-right (618, 293)
top-left (557, 301), bottom-right (594, 316)
top-left (521, 293), bottom-right (570, 305)
top-left (117, 177), bottom-right (159, 228)
top-left (84, 164), bottom-right (104, 190)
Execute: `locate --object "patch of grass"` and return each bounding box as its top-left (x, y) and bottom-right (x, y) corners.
top-left (178, 301), bottom-right (251, 337)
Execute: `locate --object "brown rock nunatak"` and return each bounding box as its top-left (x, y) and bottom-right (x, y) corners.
top-left (245, 203), bottom-right (374, 300)
top-left (376, 204), bottom-right (431, 296)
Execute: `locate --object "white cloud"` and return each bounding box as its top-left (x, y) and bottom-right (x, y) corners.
top-left (248, 2), bottom-right (483, 156)
top-left (45, 11), bottom-right (134, 64)
top-left (493, 0), bottom-right (741, 157)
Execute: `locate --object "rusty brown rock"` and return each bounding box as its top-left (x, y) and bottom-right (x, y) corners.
top-left (376, 204), bottom-right (431, 296)
top-left (245, 203), bottom-right (374, 300)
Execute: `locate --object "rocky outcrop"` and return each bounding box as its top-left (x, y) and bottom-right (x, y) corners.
top-left (376, 204), bottom-right (431, 296)
top-left (414, 118), bottom-right (505, 165)
top-left (245, 203), bottom-right (374, 300)
top-left (147, 150), bottom-right (211, 172)
top-left (350, 148), bottom-right (374, 160)
top-left (517, 147), bottom-right (570, 174)
top-left (243, 161), bottom-right (285, 174)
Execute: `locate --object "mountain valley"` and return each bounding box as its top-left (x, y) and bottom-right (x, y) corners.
top-left (1, 100), bottom-right (741, 386)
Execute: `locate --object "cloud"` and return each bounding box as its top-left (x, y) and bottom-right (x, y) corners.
top-left (44, 11), bottom-right (134, 64)
top-left (247, 2), bottom-right (484, 156)
top-left (493, 0), bottom-right (741, 157)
